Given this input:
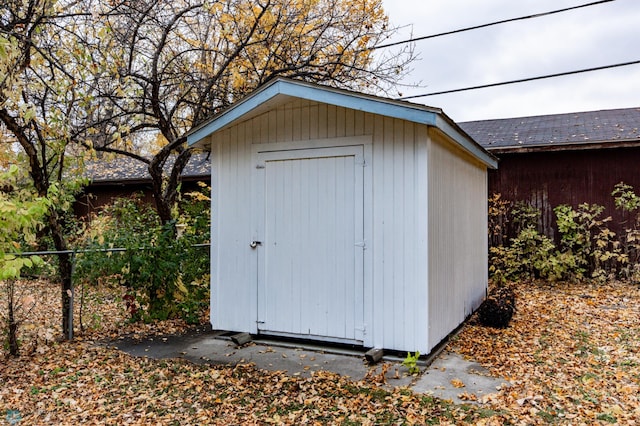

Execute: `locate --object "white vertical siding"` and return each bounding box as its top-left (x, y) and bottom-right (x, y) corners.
top-left (211, 121), bottom-right (257, 333)
top-left (210, 98), bottom-right (483, 353)
top-left (372, 117), bottom-right (429, 352)
top-left (427, 128), bottom-right (488, 349)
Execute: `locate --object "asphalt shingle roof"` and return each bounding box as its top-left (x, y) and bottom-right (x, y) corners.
top-left (83, 108), bottom-right (640, 183)
top-left (83, 152), bottom-right (210, 184)
top-left (459, 107), bottom-right (640, 151)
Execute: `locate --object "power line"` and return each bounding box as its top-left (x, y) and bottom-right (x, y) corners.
top-left (397, 60), bottom-right (640, 100)
top-left (373, 0), bottom-right (615, 51)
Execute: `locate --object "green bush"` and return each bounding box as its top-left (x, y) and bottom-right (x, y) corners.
top-left (75, 188), bottom-right (210, 324)
top-left (612, 182), bottom-right (640, 282)
top-left (554, 203), bottom-right (626, 281)
top-left (489, 185), bottom-right (639, 284)
top-left (489, 226), bottom-right (576, 282)
top-left (75, 195), bottom-right (159, 287)
top-left (122, 221), bottom-right (209, 323)
top-left (511, 201), bottom-right (541, 234)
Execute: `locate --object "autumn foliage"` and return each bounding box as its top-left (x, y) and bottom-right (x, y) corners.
top-left (489, 183), bottom-right (640, 283)
top-left (2, 278), bottom-right (639, 424)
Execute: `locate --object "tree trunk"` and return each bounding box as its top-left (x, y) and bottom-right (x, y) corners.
top-left (47, 208), bottom-right (73, 340)
top-left (149, 146), bottom-right (192, 224)
top-left (8, 316), bottom-right (19, 357)
top-left (7, 280), bottom-right (19, 357)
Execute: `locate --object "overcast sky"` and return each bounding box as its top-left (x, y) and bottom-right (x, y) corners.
top-left (380, 0), bottom-right (640, 122)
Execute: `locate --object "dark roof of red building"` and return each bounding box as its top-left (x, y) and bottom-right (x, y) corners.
top-left (460, 107), bottom-right (640, 153)
top-left (83, 153), bottom-right (210, 185)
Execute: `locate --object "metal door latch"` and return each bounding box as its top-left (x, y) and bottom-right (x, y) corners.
top-left (250, 241), bottom-right (262, 249)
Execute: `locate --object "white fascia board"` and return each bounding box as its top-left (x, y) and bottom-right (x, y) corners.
top-left (435, 115), bottom-right (499, 169)
top-left (187, 79), bottom-right (438, 147)
top-left (187, 82), bottom-right (283, 147)
top-left (186, 78), bottom-right (497, 169)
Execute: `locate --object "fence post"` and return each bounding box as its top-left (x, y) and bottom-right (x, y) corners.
top-left (68, 251), bottom-right (75, 341)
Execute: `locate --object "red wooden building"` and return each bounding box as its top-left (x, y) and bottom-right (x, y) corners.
top-left (74, 153), bottom-right (211, 218)
top-left (461, 107), bottom-right (640, 241)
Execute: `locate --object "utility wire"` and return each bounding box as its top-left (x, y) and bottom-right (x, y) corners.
top-left (373, 0), bottom-right (615, 51)
top-left (397, 59), bottom-right (640, 100)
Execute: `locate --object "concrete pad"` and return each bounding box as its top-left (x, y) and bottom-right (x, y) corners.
top-left (110, 329), bottom-right (508, 403)
top-left (412, 350), bottom-right (510, 404)
top-left (111, 330), bottom-right (411, 384)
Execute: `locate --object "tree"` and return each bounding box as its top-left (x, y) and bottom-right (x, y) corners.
top-left (0, 0), bottom-right (414, 335)
top-left (0, 0), bottom-right (96, 339)
top-left (80, 0), bottom-right (414, 223)
top-left (0, 165), bottom-right (50, 356)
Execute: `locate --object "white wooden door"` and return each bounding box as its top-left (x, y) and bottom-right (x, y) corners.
top-left (254, 146), bottom-right (364, 343)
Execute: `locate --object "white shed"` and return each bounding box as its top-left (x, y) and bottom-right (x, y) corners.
top-left (187, 78), bottom-right (497, 354)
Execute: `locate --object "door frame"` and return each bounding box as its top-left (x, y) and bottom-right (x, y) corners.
top-left (251, 136), bottom-right (373, 345)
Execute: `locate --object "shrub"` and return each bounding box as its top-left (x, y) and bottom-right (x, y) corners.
top-left (612, 183), bottom-right (640, 282)
top-left (511, 201), bottom-right (541, 234)
top-left (489, 220), bottom-right (576, 282)
top-left (122, 221), bottom-right (209, 323)
top-left (488, 193), bottom-right (511, 248)
top-left (75, 186), bottom-right (210, 324)
top-left (489, 186), bottom-right (638, 284)
top-left (0, 166), bottom-right (50, 356)
top-left (554, 203), bottom-right (625, 281)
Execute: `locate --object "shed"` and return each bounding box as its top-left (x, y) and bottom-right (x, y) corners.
top-left (460, 107), bottom-right (640, 242)
top-left (187, 78), bottom-right (497, 353)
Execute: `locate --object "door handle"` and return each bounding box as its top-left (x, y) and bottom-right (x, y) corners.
top-left (250, 241), bottom-right (262, 249)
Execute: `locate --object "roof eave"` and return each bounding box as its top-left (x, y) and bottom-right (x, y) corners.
top-left (435, 115), bottom-right (498, 169)
top-left (186, 78), bottom-right (497, 169)
top-left (487, 138), bottom-right (640, 154)
top-left (187, 78), bottom-right (441, 147)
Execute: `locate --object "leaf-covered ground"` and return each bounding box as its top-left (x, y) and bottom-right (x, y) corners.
top-left (452, 281), bottom-right (640, 424)
top-left (1, 279), bottom-right (639, 424)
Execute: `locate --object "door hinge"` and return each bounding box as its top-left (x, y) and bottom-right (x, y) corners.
top-left (355, 241), bottom-right (366, 248)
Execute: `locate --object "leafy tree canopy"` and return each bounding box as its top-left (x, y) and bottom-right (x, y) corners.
top-left (81, 0), bottom-right (414, 222)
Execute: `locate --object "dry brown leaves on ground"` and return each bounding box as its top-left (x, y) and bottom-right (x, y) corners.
top-left (1, 279), bottom-right (639, 424)
top-left (453, 280), bottom-right (640, 425)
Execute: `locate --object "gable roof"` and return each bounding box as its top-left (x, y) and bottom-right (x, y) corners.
top-left (460, 107), bottom-right (640, 154)
top-left (187, 77), bottom-right (498, 169)
top-left (83, 153), bottom-right (210, 185)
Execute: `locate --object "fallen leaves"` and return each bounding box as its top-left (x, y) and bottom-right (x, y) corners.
top-left (0, 280), bottom-right (491, 424)
top-left (452, 280), bottom-right (640, 424)
top-left (450, 378), bottom-right (465, 388)
top-left (1, 279), bottom-right (640, 424)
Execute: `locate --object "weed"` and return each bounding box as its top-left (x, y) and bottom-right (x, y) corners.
top-left (402, 351), bottom-right (421, 375)
top-left (536, 409), bottom-right (559, 423)
top-left (51, 366), bottom-right (67, 375)
top-left (597, 412), bottom-right (618, 423)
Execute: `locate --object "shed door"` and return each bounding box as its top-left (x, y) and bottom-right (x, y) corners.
top-left (255, 145), bottom-right (364, 343)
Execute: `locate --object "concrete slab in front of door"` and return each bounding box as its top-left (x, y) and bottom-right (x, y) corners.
top-left (109, 329), bottom-right (509, 403)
